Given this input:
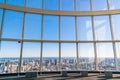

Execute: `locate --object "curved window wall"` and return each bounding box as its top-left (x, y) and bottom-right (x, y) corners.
top-left (0, 0), bottom-right (120, 74)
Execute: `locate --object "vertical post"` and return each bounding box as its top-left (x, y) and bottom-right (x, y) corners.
top-left (107, 0), bottom-right (119, 71)
top-left (74, 0), bottom-right (79, 70)
top-left (40, 0), bottom-right (44, 74)
top-left (59, 0), bottom-right (62, 71)
top-left (0, 10), bottom-right (5, 51)
top-left (92, 16), bottom-right (98, 71)
top-left (19, 0), bottom-right (27, 73)
top-left (90, 0), bottom-right (98, 71)
top-left (109, 15), bottom-right (119, 71)
top-left (0, 0), bottom-right (6, 50)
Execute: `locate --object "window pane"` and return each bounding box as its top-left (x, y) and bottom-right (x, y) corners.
top-left (2, 10), bottom-right (23, 39)
top-left (0, 0), bottom-right (4, 3)
top-left (76, 0), bottom-right (90, 11)
top-left (78, 17), bottom-right (93, 40)
top-left (96, 43), bottom-right (115, 71)
top-left (27, 0), bottom-right (42, 9)
top-left (44, 15), bottom-right (58, 40)
top-left (7, 0), bottom-right (24, 6)
top-left (61, 0), bottom-right (74, 11)
top-left (115, 43), bottom-right (120, 70)
top-left (94, 16), bottom-right (111, 40)
top-left (79, 43), bottom-right (95, 71)
top-left (61, 43), bottom-right (77, 71)
top-left (61, 17), bottom-right (75, 40)
top-left (93, 0), bottom-right (108, 10)
top-left (110, 0), bottom-right (120, 10)
top-left (44, 0), bottom-right (58, 10)
top-left (22, 42), bottom-right (41, 72)
top-left (0, 41), bottom-right (21, 73)
top-left (24, 13), bottom-right (42, 40)
top-left (42, 43), bottom-right (59, 71)
top-left (112, 15), bottom-right (120, 40)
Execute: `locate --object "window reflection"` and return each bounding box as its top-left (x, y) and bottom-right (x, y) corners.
top-left (94, 16), bottom-right (111, 40)
top-left (78, 16), bottom-right (93, 40)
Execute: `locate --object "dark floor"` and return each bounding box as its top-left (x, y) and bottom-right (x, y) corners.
top-left (1, 73), bottom-right (120, 80)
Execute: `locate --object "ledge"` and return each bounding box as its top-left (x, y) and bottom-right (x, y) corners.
top-left (0, 3), bottom-right (120, 16)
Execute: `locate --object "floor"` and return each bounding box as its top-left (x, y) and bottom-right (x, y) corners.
top-left (1, 73), bottom-right (120, 80)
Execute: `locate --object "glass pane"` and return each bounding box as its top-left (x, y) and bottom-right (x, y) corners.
top-left (42, 43), bottom-right (59, 71)
top-left (27, 0), bottom-right (42, 9)
top-left (61, 43), bottom-right (77, 71)
top-left (112, 15), bottom-right (120, 40)
top-left (22, 42), bottom-right (41, 72)
top-left (115, 43), bottom-right (120, 70)
top-left (24, 13), bottom-right (42, 40)
top-left (2, 10), bottom-right (23, 39)
top-left (79, 43), bottom-right (95, 71)
top-left (96, 43), bottom-right (115, 71)
top-left (7, 0), bottom-right (24, 6)
top-left (0, 41), bottom-right (21, 73)
top-left (61, 0), bottom-right (74, 11)
top-left (61, 17), bottom-right (75, 40)
top-left (78, 16), bottom-right (93, 40)
top-left (110, 0), bottom-right (120, 10)
top-left (43, 15), bottom-right (59, 40)
top-left (76, 0), bottom-right (90, 11)
top-left (0, 0), bottom-right (4, 3)
top-left (93, 0), bottom-right (108, 10)
top-left (44, 0), bottom-right (58, 10)
top-left (94, 16), bottom-right (111, 40)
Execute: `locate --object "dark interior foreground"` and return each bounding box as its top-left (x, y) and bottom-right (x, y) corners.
top-left (1, 71), bottom-right (120, 80)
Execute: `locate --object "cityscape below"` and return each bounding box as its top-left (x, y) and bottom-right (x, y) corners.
top-left (0, 57), bottom-right (119, 74)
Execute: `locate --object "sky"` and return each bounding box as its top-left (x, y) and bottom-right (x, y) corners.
top-left (0, 0), bottom-right (120, 58)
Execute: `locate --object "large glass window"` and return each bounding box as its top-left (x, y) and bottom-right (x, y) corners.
top-left (7, 0), bottom-right (24, 6)
top-left (78, 43), bottom-right (95, 71)
top-left (94, 16), bottom-right (111, 40)
top-left (110, 0), bottom-right (120, 10)
top-left (61, 17), bottom-right (75, 40)
top-left (115, 43), bottom-right (120, 70)
top-left (92, 0), bottom-right (108, 10)
top-left (42, 43), bottom-right (59, 71)
top-left (0, 41), bottom-right (21, 73)
top-left (26, 0), bottom-right (42, 9)
top-left (61, 0), bottom-right (74, 11)
top-left (22, 42), bottom-right (41, 72)
top-left (44, 0), bottom-right (58, 10)
top-left (61, 43), bottom-right (77, 71)
top-left (76, 0), bottom-right (90, 11)
top-left (78, 16), bottom-right (93, 40)
top-left (112, 15), bottom-right (120, 40)
top-left (43, 15), bottom-right (59, 40)
top-left (24, 13), bottom-right (42, 40)
top-left (96, 43), bottom-right (115, 71)
top-left (2, 10), bottom-right (23, 39)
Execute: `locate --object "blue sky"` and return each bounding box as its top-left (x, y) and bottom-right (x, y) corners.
top-left (0, 0), bottom-right (120, 58)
